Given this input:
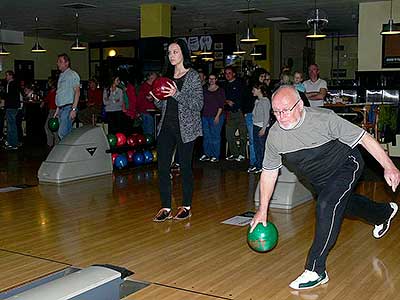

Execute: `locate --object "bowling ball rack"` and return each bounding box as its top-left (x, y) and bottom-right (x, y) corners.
top-left (106, 144), bottom-right (156, 170)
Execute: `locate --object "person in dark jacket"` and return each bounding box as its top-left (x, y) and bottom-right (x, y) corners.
top-left (3, 71), bottom-right (20, 150)
top-left (223, 66), bottom-right (246, 162)
top-left (150, 39), bottom-right (203, 222)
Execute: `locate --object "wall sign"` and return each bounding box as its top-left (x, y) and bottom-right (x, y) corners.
top-left (382, 28), bottom-right (400, 68)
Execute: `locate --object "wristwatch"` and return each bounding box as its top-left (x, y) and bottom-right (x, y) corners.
top-left (72, 107), bottom-right (78, 112)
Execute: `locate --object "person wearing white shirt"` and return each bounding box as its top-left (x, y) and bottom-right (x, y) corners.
top-left (303, 64), bottom-right (327, 107)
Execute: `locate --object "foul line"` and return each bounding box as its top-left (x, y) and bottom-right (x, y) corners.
top-left (0, 248), bottom-right (71, 266)
top-left (153, 282), bottom-right (233, 300)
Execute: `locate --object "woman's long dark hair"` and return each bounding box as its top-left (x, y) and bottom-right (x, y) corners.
top-left (250, 68), bottom-right (267, 86)
top-left (107, 76), bottom-right (119, 97)
top-left (253, 82), bottom-right (269, 97)
top-left (162, 38), bottom-right (192, 78)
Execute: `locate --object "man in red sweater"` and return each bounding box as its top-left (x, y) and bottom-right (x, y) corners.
top-left (137, 72), bottom-right (158, 136)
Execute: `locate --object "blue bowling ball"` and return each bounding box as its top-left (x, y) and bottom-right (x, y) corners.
top-left (114, 154), bottom-right (128, 169)
top-left (133, 152), bottom-right (145, 166)
top-left (143, 150), bottom-right (153, 164)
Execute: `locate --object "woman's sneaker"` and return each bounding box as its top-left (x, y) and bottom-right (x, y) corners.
top-left (210, 157), bottom-right (219, 163)
top-left (174, 207), bottom-right (191, 220)
top-left (289, 270), bottom-right (329, 290)
top-left (199, 155), bottom-right (210, 161)
top-left (153, 208), bottom-right (172, 222)
top-left (373, 202), bottom-right (398, 239)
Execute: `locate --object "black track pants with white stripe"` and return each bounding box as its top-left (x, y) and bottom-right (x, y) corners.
top-left (305, 151), bottom-right (392, 274)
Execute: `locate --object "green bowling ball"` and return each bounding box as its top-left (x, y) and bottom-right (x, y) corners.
top-left (247, 222), bottom-right (278, 253)
top-left (144, 134), bottom-right (154, 145)
top-left (107, 134), bottom-right (117, 147)
top-left (47, 117), bottom-right (59, 132)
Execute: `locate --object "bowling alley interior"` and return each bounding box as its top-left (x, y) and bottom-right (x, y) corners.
top-left (0, 0), bottom-right (400, 299)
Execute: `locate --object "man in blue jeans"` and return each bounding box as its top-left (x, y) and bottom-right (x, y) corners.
top-left (3, 70), bottom-right (20, 150)
top-left (54, 53), bottom-right (80, 140)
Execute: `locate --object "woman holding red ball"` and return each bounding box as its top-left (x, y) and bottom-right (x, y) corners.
top-left (150, 39), bottom-right (203, 222)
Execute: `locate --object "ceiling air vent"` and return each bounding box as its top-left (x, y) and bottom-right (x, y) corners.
top-left (61, 3), bottom-right (97, 9)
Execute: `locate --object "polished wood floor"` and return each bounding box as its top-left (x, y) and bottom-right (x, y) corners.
top-left (0, 147), bottom-right (399, 299)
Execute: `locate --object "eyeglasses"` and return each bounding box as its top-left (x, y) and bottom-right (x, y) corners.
top-left (273, 99), bottom-right (300, 117)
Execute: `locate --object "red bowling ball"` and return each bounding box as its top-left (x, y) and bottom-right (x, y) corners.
top-left (127, 135), bottom-right (138, 147)
top-left (115, 133), bottom-right (127, 147)
top-left (111, 153), bottom-right (118, 164)
top-left (151, 77), bottom-right (174, 100)
top-left (136, 134), bottom-right (146, 145)
top-left (127, 150), bottom-right (136, 162)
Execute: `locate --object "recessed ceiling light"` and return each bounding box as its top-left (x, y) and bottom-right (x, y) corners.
top-left (114, 28), bottom-right (136, 33)
top-left (62, 32), bottom-right (80, 36)
top-left (234, 8), bottom-right (264, 14)
top-left (281, 20), bottom-right (302, 25)
top-left (266, 17), bottom-right (290, 22)
top-left (191, 26), bottom-right (215, 32)
top-left (36, 27), bottom-right (55, 31)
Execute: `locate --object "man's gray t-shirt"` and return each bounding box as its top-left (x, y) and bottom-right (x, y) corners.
top-left (263, 107), bottom-right (365, 187)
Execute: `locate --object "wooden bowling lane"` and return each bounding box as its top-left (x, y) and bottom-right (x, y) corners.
top-left (126, 284), bottom-right (232, 300)
top-left (0, 161), bottom-right (400, 299)
top-left (0, 250), bottom-right (68, 292)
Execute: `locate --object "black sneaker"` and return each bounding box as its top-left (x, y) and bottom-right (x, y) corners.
top-left (247, 166), bottom-right (257, 173)
top-left (173, 207), bottom-right (191, 220)
top-left (170, 162), bottom-right (180, 170)
top-left (373, 202), bottom-right (398, 238)
top-left (226, 155), bottom-right (236, 161)
top-left (3, 145), bottom-right (18, 150)
top-left (153, 208), bottom-right (172, 222)
top-left (199, 155), bottom-right (210, 161)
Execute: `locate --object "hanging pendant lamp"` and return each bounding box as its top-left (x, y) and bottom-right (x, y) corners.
top-left (306, 0), bottom-right (328, 39)
top-left (0, 20), bottom-right (10, 56)
top-left (233, 21), bottom-right (246, 55)
top-left (240, 0), bottom-right (258, 43)
top-left (71, 12), bottom-right (86, 50)
top-left (31, 17), bottom-right (47, 53)
top-left (306, 22), bottom-right (327, 38)
top-left (0, 44), bottom-right (10, 56)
